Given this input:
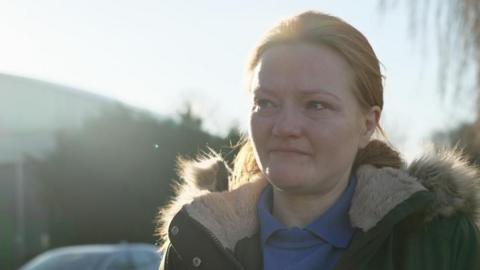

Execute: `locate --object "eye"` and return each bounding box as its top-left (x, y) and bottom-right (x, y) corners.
top-left (252, 98), bottom-right (276, 112)
top-left (306, 100), bottom-right (327, 111)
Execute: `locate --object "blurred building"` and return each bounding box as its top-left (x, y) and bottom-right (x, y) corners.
top-left (0, 73), bottom-right (120, 269)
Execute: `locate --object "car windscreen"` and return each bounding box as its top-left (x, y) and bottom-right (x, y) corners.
top-left (22, 252), bottom-right (110, 270)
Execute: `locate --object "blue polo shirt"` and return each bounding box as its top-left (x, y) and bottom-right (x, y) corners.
top-left (257, 176), bottom-right (357, 270)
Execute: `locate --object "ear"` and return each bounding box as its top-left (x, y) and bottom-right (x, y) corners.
top-left (358, 106), bottom-right (381, 149)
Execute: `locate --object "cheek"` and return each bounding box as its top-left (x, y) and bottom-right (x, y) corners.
top-left (310, 118), bottom-right (362, 152)
top-left (249, 114), bottom-right (271, 143)
top-left (249, 115), bottom-right (272, 167)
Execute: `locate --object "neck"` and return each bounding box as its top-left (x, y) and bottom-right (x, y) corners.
top-left (271, 173), bottom-right (351, 228)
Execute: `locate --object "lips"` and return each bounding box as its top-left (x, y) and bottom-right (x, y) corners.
top-left (269, 147), bottom-right (311, 156)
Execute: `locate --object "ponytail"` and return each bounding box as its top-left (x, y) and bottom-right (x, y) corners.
top-left (353, 139), bottom-right (403, 170)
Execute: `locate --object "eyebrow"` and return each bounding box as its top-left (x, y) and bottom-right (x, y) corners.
top-left (298, 89), bottom-right (341, 101)
top-left (252, 87), bottom-right (275, 95)
top-left (253, 87), bottom-right (341, 101)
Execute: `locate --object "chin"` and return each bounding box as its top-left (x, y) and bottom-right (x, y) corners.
top-left (266, 170), bottom-right (310, 192)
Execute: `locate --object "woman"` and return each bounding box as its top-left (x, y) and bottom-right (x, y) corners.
top-left (157, 11), bottom-right (480, 270)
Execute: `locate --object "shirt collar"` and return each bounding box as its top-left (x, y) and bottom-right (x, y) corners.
top-left (257, 185), bottom-right (284, 245)
top-left (306, 175), bottom-right (357, 248)
top-left (257, 175), bottom-right (357, 248)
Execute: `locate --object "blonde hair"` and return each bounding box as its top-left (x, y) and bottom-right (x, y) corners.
top-left (230, 11), bottom-right (402, 190)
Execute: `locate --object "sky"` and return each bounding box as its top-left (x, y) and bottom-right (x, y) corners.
top-left (0, 0), bottom-right (476, 161)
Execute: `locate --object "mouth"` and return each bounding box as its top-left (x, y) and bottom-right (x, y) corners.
top-left (269, 148), bottom-right (311, 156)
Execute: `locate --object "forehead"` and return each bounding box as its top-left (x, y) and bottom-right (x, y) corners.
top-left (251, 43), bottom-right (354, 95)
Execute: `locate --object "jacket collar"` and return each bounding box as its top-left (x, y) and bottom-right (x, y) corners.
top-left (157, 148), bottom-right (480, 251)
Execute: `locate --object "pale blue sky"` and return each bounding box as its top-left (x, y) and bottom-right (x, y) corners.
top-left (0, 0), bottom-right (475, 160)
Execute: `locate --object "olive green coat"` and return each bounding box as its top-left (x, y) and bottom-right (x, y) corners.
top-left (157, 150), bottom-right (480, 270)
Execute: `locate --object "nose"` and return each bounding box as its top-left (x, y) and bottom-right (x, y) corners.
top-left (272, 107), bottom-right (302, 138)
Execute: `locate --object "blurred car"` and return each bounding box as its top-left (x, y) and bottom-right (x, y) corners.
top-left (20, 243), bottom-right (161, 270)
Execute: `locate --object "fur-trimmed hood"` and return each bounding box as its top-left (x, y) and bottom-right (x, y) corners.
top-left (157, 149), bottom-right (480, 252)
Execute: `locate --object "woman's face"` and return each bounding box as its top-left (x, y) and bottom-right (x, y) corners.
top-left (249, 43), bottom-right (377, 195)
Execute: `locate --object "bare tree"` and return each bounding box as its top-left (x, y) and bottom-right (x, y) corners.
top-left (380, 0), bottom-right (480, 115)
top-left (381, 0), bottom-right (480, 159)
